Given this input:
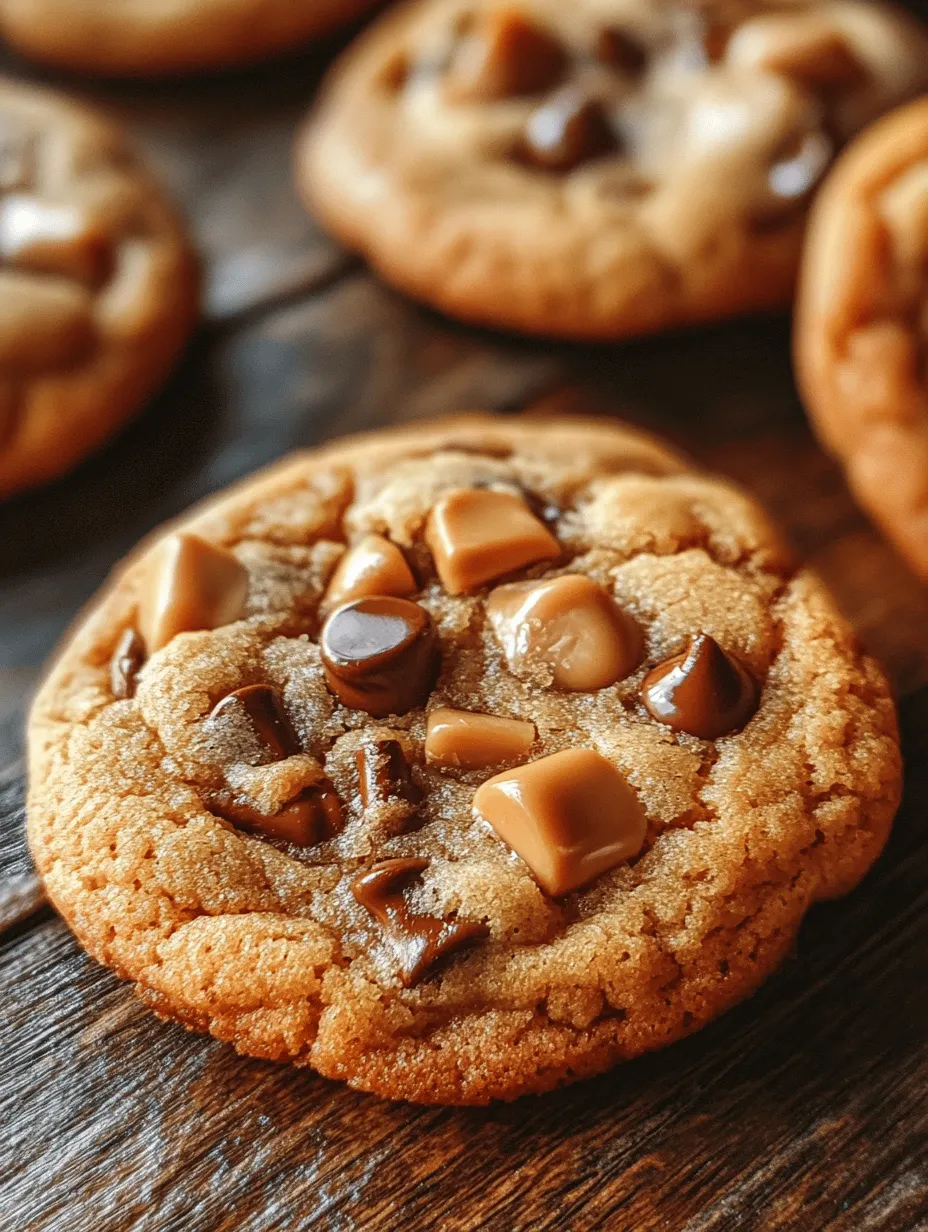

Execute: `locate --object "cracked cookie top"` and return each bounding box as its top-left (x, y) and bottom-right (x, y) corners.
top-left (27, 417), bottom-right (901, 1103)
top-left (299, 0), bottom-right (928, 339)
top-left (0, 82), bottom-right (197, 498)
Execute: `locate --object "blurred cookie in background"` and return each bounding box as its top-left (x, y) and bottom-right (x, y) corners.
top-left (0, 82), bottom-right (198, 499)
top-left (297, 0), bottom-right (928, 340)
top-left (796, 95), bottom-right (928, 581)
top-left (0, 0), bottom-right (383, 76)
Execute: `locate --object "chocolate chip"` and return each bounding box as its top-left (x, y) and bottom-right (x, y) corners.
top-left (351, 858), bottom-right (488, 986)
top-left (641, 633), bottom-right (758, 740)
top-left (445, 10), bottom-right (567, 102)
top-left (596, 27), bottom-right (647, 75)
top-left (209, 684), bottom-right (301, 761)
top-left (357, 737), bottom-right (423, 809)
top-left (110, 628), bottom-right (146, 700)
top-left (520, 88), bottom-right (617, 172)
top-left (320, 596), bottom-right (440, 718)
top-left (209, 781), bottom-right (344, 846)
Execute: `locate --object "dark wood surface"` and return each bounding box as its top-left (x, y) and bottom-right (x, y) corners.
top-left (1, 23), bottom-right (928, 1232)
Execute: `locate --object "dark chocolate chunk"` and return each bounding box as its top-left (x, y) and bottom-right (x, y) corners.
top-left (320, 596), bottom-right (440, 718)
top-left (110, 628), bottom-right (146, 700)
top-left (209, 781), bottom-right (344, 847)
top-left (596, 27), bottom-right (647, 75)
top-left (351, 858), bottom-right (488, 987)
top-left (209, 683), bottom-right (301, 761)
top-left (641, 633), bottom-right (758, 739)
top-left (357, 738), bottom-right (423, 809)
top-left (520, 88), bottom-right (617, 172)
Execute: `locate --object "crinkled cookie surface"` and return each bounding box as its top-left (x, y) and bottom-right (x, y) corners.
top-left (28, 416), bottom-right (901, 1103)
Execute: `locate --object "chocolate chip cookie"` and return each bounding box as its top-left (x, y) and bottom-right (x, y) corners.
top-left (27, 416), bottom-right (901, 1104)
top-left (297, 0), bottom-right (928, 339)
top-left (0, 0), bottom-right (381, 76)
top-left (796, 96), bottom-right (928, 580)
top-left (0, 82), bottom-right (198, 498)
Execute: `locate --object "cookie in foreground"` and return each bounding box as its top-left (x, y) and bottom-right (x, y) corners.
top-left (0, 0), bottom-right (382, 75)
top-left (0, 82), bottom-right (198, 499)
top-left (796, 96), bottom-right (928, 581)
top-left (297, 0), bottom-right (928, 340)
top-left (27, 416), bottom-right (901, 1104)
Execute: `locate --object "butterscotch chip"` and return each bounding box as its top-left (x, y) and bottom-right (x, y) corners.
top-left (444, 9), bottom-right (566, 102)
top-left (425, 707), bottom-right (535, 769)
top-left (325, 533), bottom-right (417, 607)
top-left (297, 0), bottom-right (928, 339)
top-left (0, 82), bottom-right (197, 499)
top-left (425, 487), bottom-right (559, 593)
top-left (487, 574), bottom-right (639, 690)
top-left (27, 416), bottom-right (902, 1105)
top-left (473, 748), bottom-right (647, 896)
top-left (140, 533), bottom-right (248, 653)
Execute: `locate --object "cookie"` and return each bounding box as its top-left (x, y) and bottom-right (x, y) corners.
top-left (297, 0), bottom-right (928, 340)
top-left (0, 83), bottom-right (198, 499)
top-left (0, 0), bottom-right (382, 76)
top-left (796, 97), bottom-right (928, 580)
top-left (27, 416), bottom-right (901, 1104)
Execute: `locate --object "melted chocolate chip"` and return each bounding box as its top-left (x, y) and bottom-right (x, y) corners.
top-left (210, 684), bottom-right (301, 761)
top-left (351, 858), bottom-right (488, 987)
top-left (320, 596), bottom-right (440, 718)
top-left (357, 738), bottom-right (423, 809)
top-left (641, 634), bottom-right (758, 739)
top-left (520, 88), bottom-right (617, 172)
top-left (110, 628), bottom-right (146, 700)
top-left (596, 27), bottom-right (647, 75)
top-left (210, 781), bottom-right (344, 847)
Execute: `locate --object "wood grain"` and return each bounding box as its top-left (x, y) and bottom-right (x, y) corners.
top-left (2, 12), bottom-right (928, 1229)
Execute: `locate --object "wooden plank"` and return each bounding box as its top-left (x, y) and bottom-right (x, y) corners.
top-left (2, 689), bottom-right (926, 1231)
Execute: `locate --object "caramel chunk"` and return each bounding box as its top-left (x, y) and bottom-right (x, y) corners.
top-left (109, 628), bottom-right (145, 700)
top-left (325, 534), bottom-right (417, 608)
top-left (641, 633), bottom-right (758, 739)
top-left (320, 596), bottom-right (440, 717)
top-left (487, 574), bottom-right (640, 691)
top-left (209, 684), bottom-right (301, 762)
top-left (425, 488), bottom-right (559, 594)
top-left (351, 858), bottom-right (488, 986)
top-left (139, 533), bottom-right (248, 653)
top-left (357, 737), bottom-right (423, 808)
top-left (521, 88), bottom-right (616, 172)
top-left (0, 195), bottom-right (111, 285)
top-left (426, 707), bottom-right (535, 770)
top-left (210, 782), bottom-right (344, 846)
top-left (473, 748), bottom-right (646, 896)
top-left (445, 9), bottom-right (567, 102)
top-left (596, 27), bottom-right (647, 75)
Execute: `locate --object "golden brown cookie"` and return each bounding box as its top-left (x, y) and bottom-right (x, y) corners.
top-left (27, 416), bottom-right (901, 1104)
top-left (0, 0), bottom-right (382, 76)
top-left (795, 96), bottom-right (928, 580)
top-left (297, 0), bottom-right (928, 340)
top-left (0, 82), bottom-right (198, 499)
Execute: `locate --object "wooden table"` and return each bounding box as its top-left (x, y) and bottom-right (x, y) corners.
top-left (2, 22), bottom-right (928, 1232)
